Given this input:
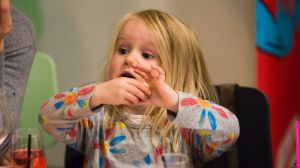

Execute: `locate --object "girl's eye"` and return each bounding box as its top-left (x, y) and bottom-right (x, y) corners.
top-left (118, 48), bottom-right (128, 55)
top-left (142, 53), bottom-right (154, 59)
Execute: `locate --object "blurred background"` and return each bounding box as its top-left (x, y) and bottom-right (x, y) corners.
top-left (12, 0), bottom-right (256, 167)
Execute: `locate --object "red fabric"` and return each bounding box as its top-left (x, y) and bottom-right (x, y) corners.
top-left (257, 11), bottom-right (300, 168)
top-left (257, 0), bottom-right (300, 167)
top-left (257, 33), bottom-right (300, 164)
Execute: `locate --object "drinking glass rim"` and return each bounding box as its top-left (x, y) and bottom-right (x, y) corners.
top-left (13, 128), bottom-right (42, 137)
top-left (11, 128), bottom-right (45, 151)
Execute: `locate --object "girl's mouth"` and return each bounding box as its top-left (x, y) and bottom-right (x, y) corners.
top-left (120, 71), bottom-right (135, 79)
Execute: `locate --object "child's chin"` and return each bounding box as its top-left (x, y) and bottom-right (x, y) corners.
top-left (125, 104), bottom-right (143, 107)
top-left (124, 104), bottom-right (147, 111)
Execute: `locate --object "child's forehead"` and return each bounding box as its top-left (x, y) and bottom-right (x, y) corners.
top-left (117, 19), bottom-right (155, 43)
top-left (120, 18), bottom-right (148, 32)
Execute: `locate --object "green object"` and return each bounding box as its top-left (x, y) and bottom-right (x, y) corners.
top-left (11, 0), bottom-right (44, 38)
top-left (19, 51), bottom-right (58, 148)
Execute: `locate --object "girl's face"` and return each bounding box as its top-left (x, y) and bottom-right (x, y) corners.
top-left (109, 18), bottom-right (161, 80)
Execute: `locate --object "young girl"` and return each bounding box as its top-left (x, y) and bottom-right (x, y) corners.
top-left (39, 9), bottom-right (239, 167)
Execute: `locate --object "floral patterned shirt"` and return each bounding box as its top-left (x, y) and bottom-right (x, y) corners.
top-left (39, 83), bottom-right (239, 168)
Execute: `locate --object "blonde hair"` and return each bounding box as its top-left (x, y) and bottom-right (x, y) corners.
top-left (101, 9), bottom-right (218, 152)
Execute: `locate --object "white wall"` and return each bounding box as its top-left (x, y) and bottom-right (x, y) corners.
top-left (171, 1), bottom-right (256, 86)
top-left (38, 1), bottom-right (255, 167)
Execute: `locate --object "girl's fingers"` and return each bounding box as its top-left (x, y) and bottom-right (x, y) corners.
top-left (150, 70), bottom-right (159, 78)
top-left (150, 65), bottom-right (165, 81)
top-left (133, 68), bottom-right (149, 80)
top-left (133, 64), bottom-right (160, 79)
top-left (123, 92), bottom-right (139, 105)
top-left (133, 69), bottom-right (151, 89)
top-left (132, 69), bottom-right (149, 82)
top-left (127, 78), bottom-right (151, 97)
top-left (126, 84), bottom-right (149, 101)
top-left (151, 65), bottom-right (165, 76)
top-left (135, 99), bottom-right (149, 106)
top-left (124, 98), bottom-right (134, 106)
top-left (133, 64), bottom-right (151, 74)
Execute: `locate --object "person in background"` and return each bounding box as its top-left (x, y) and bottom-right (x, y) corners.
top-left (39, 9), bottom-right (239, 167)
top-left (0, 0), bottom-right (36, 165)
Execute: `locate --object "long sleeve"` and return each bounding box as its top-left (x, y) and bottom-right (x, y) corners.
top-left (39, 83), bottom-right (240, 167)
top-left (39, 83), bottom-right (99, 152)
top-left (0, 7), bottom-right (36, 158)
top-left (0, 7), bottom-right (36, 129)
top-left (173, 92), bottom-right (240, 161)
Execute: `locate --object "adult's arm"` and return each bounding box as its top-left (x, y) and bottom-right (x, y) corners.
top-left (0, 6), bottom-right (36, 161)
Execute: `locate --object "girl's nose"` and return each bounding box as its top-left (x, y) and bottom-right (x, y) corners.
top-left (124, 52), bottom-right (138, 65)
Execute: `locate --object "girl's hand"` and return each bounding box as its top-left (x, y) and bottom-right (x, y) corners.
top-left (133, 64), bottom-right (179, 113)
top-left (89, 77), bottom-right (151, 109)
top-left (0, 0), bottom-right (12, 52)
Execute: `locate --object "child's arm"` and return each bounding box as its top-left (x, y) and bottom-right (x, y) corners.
top-left (89, 78), bottom-right (151, 109)
top-left (133, 64), bottom-right (239, 161)
top-left (172, 92), bottom-right (239, 161)
top-left (39, 78), bottom-right (150, 151)
top-left (39, 83), bottom-right (98, 151)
